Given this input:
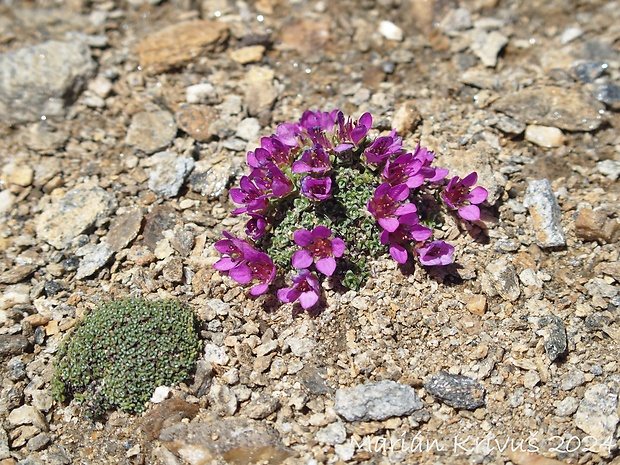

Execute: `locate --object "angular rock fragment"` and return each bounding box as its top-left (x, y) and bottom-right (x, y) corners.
top-left (36, 185), bottom-right (117, 250)
top-left (334, 380), bottom-right (423, 422)
top-left (159, 418), bottom-right (290, 465)
top-left (147, 151), bottom-right (195, 198)
top-left (523, 179), bottom-right (566, 248)
top-left (537, 315), bottom-right (567, 362)
top-left (136, 20), bottom-right (229, 73)
top-left (0, 40), bottom-right (96, 125)
top-left (493, 86), bottom-right (604, 131)
top-left (575, 384), bottom-right (619, 456)
top-left (424, 371), bottom-right (485, 410)
top-left (125, 111), bottom-right (177, 155)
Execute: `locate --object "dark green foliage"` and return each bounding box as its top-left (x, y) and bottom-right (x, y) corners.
top-left (262, 161), bottom-right (386, 290)
top-left (51, 298), bottom-right (201, 418)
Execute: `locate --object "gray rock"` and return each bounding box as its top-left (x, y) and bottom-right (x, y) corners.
top-left (36, 184), bottom-right (117, 249)
top-left (159, 418), bottom-right (291, 464)
top-left (483, 258), bottom-right (520, 302)
top-left (243, 393), bottom-right (280, 419)
top-left (575, 384), bottom-right (619, 448)
top-left (523, 179), bottom-right (566, 248)
top-left (334, 380), bottom-right (423, 422)
top-left (555, 396), bottom-right (579, 416)
top-left (439, 8), bottom-right (472, 34)
top-left (189, 161), bottom-right (238, 199)
top-left (125, 111), bottom-right (177, 154)
top-left (597, 159), bottom-right (620, 181)
top-left (105, 208), bottom-right (144, 252)
top-left (424, 371), bottom-right (486, 410)
top-left (492, 86), bottom-right (605, 132)
top-left (560, 369), bottom-right (586, 391)
top-left (573, 61), bottom-right (607, 83)
top-left (0, 426), bottom-right (8, 459)
top-left (208, 382), bottom-right (237, 417)
top-left (0, 334), bottom-right (30, 357)
top-left (537, 315), bottom-right (567, 362)
top-left (236, 117), bottom-right (261, 141)
top-left (595, 83), bottom-right (620, 110)
top-left (8, 405), bottom-right (48, 431)
top-left (467, 30), bottom-right (508, 67)
top-left (492, 115), bottom-right (525, 135)
top-left (27, 432), bottom-right (52, 452)
top-left (147, 151), bottom-right (195, 198)
top-left (18, 122), bottom-right (69, 153)
top-left (0, 40), bottom-right (96, 125)
top-left (316, 422), bottom-right (347, 445)
top-left (75, 242), bottom-right (115, 280)
top-left (0, 189), bottom-right (16, 214)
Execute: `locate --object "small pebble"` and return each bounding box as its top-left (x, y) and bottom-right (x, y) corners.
top-left (424, 370), bottom-right (486, 410)
top-left (555, 396), bottom-right (579, 416)
top-left (379, 21), bottom-right (403, 41)
top-left (186, 83), bottom-right (215, 104)
top-left (560, 27), bottom-right (583, 44)
top-left (575, 384), bottom-right (619, 453)
top-left (525, 125), bottom-right (564, 148)
top-left (523, 179), bottom-right (566, 248)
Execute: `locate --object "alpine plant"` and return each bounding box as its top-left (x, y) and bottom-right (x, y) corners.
top-left (214, 110), bottom-right (487, 311)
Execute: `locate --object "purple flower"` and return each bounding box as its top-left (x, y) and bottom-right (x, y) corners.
top-left (299, 109), bottom-right (338, 133)
top-left (229, 175), bottom-right (269, 214)
top-left (213, 232), bottom-right (275, 295)
top-left (275, 122), bottom-right (301, 148)
top-left (335, 111), bottom-right (372, 151)
top-left (245, 213), bottom-right (267, 240)
top-left (248, 135), bottom-right (295, 168)
top-left (415, 240), bottom-right (454, 266)
top-left (249, 163), bottom-right (293, 198)
top-left (292, 226), bottom-right (345, 276)
top-left (243, 247), bottom-right (276, 295)
top-left (382, 152), bottom-right (423, 187)
top-left (367, 183), bottom-right (417, 232)
top-left (379, 214), bottom-right (432, 264)
top-left (408, 143), bottom-right (449, 186)
top-left (300, 176), bottom-right (332, 201)
top-left (277, 269), bottom-right (321, 309)
top-left (363, 130), bottom-right (402, 165)
top-left (292, 145), bottom-right (332, 174)
top-left (441, 172), bottom-right (488, 221)
top-left (213, 231), bottom-right (249, 272)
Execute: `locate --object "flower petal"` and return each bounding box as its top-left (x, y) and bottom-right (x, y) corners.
top-left (293, 229), bottom-right (313, 247)
top-left (378, 217), bottom-right (400, 232)
top-left (316, 257), bottom-right (336, 276)
top-left (468, 186), bottom-right (488, 204)
top-left (228, 263), bottom-right (252, 284)
top-left (299, 290), bottom-right (319, 309)
top-left (213, 257), bottom-right (238, 271)
top-left (292, 250), bottom-right (313, 269)
top-left (250, 283), bottom-right (269, 296)
top-left (389, 243), bottom-right (409, 264)
top-left (331, 238), bottom-right (345, 257)
top-left (312, 225), bottom-right (332, 238)
top-left (394, 203), bottom-right (417, 215)
top-left (462, 172), bottom-right (478, 186)
top-left (458, 205), bottom-right (481, 221)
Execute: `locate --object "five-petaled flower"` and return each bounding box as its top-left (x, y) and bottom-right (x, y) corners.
top-left (380, 214), bottom-right (432, 264)
top-left (415, 240), bottom-right (454, 266)
top-left (277, 269), bottom-right (321, 309)
top-left (442, 172), bottom-right (488, 221)
top-left (214, 231), bottom-right (275, 296)
top-left (367, 183), bottom-right (417, 232)
top-left (292, 226), bottom-right (345, 276)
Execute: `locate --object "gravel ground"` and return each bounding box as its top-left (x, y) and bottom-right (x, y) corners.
top-left (1, 0), bottom-right (620, 464)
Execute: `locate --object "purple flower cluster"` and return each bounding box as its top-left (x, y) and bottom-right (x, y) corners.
top-left (214, 109), bottom-right (488, 311)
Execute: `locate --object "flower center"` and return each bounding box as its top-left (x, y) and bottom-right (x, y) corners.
top-left (311, 238), bottom-right (331, 258)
